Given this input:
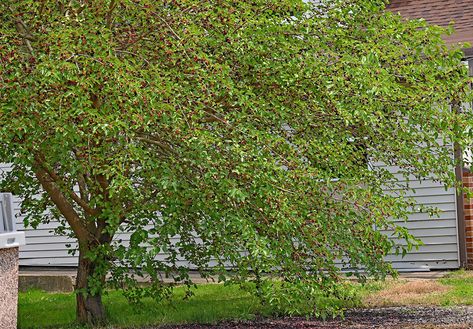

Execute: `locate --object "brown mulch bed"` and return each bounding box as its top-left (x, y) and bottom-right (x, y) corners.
top-left (157, 306), bottom-right (473, 329)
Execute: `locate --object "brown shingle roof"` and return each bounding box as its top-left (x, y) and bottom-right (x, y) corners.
top-left (387, 0), bottom-right (473, 46)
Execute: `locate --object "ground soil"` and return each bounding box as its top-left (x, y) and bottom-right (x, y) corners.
top-left (157, 306), bottom-right (473, 329)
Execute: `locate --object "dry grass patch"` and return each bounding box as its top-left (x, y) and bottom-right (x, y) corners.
top-left (363, 279), bottom-right (451, 307)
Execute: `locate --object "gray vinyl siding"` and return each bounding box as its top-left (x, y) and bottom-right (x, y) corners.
top-left (374, 160), bottom-right (460, 270)
top-left (1, 162), bottom-right (461, 270)
top-left (13, 198), bottom-right (76, 266)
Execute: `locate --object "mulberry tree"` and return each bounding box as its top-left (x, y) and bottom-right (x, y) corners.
top-left (1, 0), bottom-right (471, 324)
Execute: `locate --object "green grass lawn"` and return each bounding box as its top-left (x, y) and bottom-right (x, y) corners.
top-left (19, 284), bottom-right (263, 329)
top-left (439, 269), bottom-right (473, 306)
top-left (18, 282), bottom-right (365, 329)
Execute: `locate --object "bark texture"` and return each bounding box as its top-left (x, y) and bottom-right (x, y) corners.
top-left (75, 246), bottom-right (106, 324)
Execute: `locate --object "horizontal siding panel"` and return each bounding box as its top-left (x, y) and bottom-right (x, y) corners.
top-left (21, 233), bottom-right (181, 244)
top-left (401, 243), bottom-right (458, 253)
top-left (20, 243), bottom-right (78, 252)
top-left (17, 221), bottom-right (62, 230)
top-left (391, 235), bottom-right (458, 245)
top-left (408, 194), bottom-right (456, 204)
top-left (384, 186), bottom-right (453, 197)
top-left (385, 252), bottom-right (458, 262)
top-left (21, 229), bottom-right (60, 238)
top-left (383, 179), bottom-right (446, 189)
top-left (19, 251), bottom-right (196, 263)
top-left (383, 226), bottom-right (457, 237)
top-left (20, 257), bottom-right (79, 266)
top-left (402, 211), bottom-right (456, 221)
top-left (386, 219), bottom-right (457, 230)
top-left (20, 250), bottom-right (77, 258)
top-left (386, 260), bottom-right (459, 271)
top-left (24, 235), bottom-right (75, 244)
top-left (381, 169), bottom-right (445, 181)
top-left (412, 202), bottom-right (456, 212)
top-left (19, 256), bottom-right (193, 266)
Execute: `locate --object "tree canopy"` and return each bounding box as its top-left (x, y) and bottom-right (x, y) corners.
top-left (1, 0), bottom-right (471, 324)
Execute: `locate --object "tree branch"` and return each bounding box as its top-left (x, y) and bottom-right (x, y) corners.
top-left (34, 166), bottom-right (90, 243)
top-left (8, 5), bottom-right (35, 55)
top-left (135, 135), bottom-right (177, 155)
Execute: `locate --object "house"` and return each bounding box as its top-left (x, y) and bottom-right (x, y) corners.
top-left (2, 0), bottom-right (473, 271)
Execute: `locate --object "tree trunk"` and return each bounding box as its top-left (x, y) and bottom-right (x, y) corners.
top-left (75, 244), bottom-right (107, 324)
